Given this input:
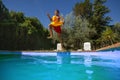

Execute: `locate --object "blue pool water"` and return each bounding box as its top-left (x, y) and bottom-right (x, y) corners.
top-left (0, 51), bottom-right (120, 80)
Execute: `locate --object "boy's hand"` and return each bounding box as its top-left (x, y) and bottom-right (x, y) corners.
top-left (47, 13), bottom-right (52, 21)
top-left (47, 13), bottom-right (50, 17)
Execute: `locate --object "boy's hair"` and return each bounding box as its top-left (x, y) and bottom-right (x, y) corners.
top-left (56, 9), bottom-right (60, 14)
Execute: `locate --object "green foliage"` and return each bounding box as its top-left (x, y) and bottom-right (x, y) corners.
top-left (62, 0), bottom-right (119, 50)
top-left (112, 23), bottom-right (120, 42)
top-left (73, 0), bottom-right (92, 19)
top-left (0, 0), bottom-right (9, 21)
top-left (63, 0), bottom-right (120, 50)
top-left (0, 1), bottom-right (55, 50)
top-left (73, 0), bottom-right (111, 38)
top-left (10, 11), bottom-right (25, 23)
top-left (92, 0), bottom-right (111, 36)
top-left (62, 13), bottom-right (96, 50)
top-left (113, 23), bottom-right (120, 36)
top-left (96, 27), bottom-right (118, 48)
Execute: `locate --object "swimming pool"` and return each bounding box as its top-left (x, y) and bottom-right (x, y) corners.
top-left (0, 51), bottom-right (120, 80)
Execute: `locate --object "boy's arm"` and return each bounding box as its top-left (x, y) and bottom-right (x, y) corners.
top-left (47, 13), bottom-right (52, 21)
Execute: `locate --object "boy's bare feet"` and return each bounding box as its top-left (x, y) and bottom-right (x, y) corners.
top-left (47, 36), bottom-right (53, 39)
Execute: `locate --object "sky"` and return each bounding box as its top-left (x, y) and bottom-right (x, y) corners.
top-left (2, 0), bottom-right (120, 28)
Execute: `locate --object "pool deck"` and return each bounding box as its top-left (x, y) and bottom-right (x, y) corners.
top-left (96, 42), bottom-right (120, 51)
top-left (0, 42), bottom-right (120, 55)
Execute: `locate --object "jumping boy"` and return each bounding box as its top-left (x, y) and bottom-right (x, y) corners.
top-left (47, 10), bottom-right (64, 47)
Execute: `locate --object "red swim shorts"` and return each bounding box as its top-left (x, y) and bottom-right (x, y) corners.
top-left (53, 26), bottom-right (61, 33)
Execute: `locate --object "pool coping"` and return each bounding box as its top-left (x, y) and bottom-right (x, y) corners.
top-left (0, 50), bottom-right (120, 56)
top-left (96, 43), bottom-right (120, 51)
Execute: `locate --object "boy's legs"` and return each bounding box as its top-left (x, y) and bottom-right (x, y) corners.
top-left (53, 26), bottom-right (63, 48)
top-left (47, 24), bottom-right (53, 39)
top-left (48, 25), bottom-right (64, 49)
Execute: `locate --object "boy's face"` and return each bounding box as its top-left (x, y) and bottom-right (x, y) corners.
top-left (54, 11), bottom-right (59, 16)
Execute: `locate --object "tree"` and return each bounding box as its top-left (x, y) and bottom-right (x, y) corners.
top-left (62, 12), bottom-right (96, 50)
top-left (98, 27), bottom-right (117, 47)
top-left (9, 11), bottom-right (25, 23)
top-left (0, 0), bottom-right (56, 50)
top-left (73, 0), bottom-right (111, 38)
top-left (0, 0), bottom-right (9, 21)
top-left (112, 23), bottom-right (120, 42)
top-left (113, 23), bottom-right (120, 37)
top-left (0, 0), bottom-right (17, 50)
top-left (72, 0), bottom-right (113, 49)
top-left (73, 0), bottom-right (92, 20)
top-left (92, 0), bottom-right (111, 38)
